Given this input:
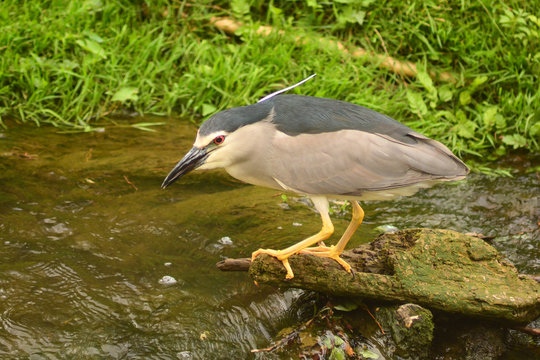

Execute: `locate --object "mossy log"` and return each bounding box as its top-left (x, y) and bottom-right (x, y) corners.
top-left (220, 229), bottom-right (540, 324)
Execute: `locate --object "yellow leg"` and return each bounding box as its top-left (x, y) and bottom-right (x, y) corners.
top-left (300, 201), bottom-right (364, 274)
top-left (252, 196), bottom-right (333, 279)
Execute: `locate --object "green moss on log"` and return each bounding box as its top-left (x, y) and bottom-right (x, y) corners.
top-left (249, 229), bottom-right (540, 324)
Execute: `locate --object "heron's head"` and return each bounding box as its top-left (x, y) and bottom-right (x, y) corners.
top-left (161, 101), bottom-right (274, 189)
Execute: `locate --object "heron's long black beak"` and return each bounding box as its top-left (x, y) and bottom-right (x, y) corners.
top-left (161, 147), bottom-right (208, 189)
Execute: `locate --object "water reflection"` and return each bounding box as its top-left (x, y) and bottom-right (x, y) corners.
top-left (0, 120), bottom-right (538, 358)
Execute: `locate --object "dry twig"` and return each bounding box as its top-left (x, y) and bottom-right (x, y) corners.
top-left (123, 175), bottom-right (138, 191)
top-left (210, 17), bottom-right (455, 82)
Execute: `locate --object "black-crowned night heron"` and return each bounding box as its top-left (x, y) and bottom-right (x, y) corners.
top-left (162, 76), bottom-right (469, 279)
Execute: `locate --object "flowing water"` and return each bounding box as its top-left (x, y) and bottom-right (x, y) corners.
top-left (0, 118), bottom-right (538, 359)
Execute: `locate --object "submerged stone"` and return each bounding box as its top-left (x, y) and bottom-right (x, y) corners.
top-left (376, 303), bottom-right (434, 359)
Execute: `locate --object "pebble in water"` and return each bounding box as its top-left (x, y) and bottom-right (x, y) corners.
top-left (375, 224), bottom-right (399, 234)
top-left (158, 275), bottom-right (177, 285)
top-left (218, 236), bottom-right (233, 245)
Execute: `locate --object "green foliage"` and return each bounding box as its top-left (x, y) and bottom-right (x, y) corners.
top-left (0, 0), bottom-right (538, 162)
top-left (111, 87), bottom-right (139, 103)
top-left (320, 332), bottom-right (347, 360)
top-left (357, 347), bottom-right (379, 359)
top-left (333, 300), bottom-right (360, 312)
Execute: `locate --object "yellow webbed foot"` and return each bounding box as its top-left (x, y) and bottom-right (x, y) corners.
top-left (252, 248), bottom-right (295, 279)
top-left (300, 246), bottom-right (353, 274)
top-left (250, 197), bottom-right (338, 280)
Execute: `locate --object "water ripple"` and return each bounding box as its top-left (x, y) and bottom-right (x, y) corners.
top-left (1, 122), bottom-right (537, 358)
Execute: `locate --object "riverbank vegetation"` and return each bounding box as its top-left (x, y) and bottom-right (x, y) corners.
top-left (1, 0), bottom-right (538, 164)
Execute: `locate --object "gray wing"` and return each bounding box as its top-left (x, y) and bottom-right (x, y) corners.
top-left (271, 95), bottom-right (417, 144)
top-left (269, 129), bottom-right (468, 196)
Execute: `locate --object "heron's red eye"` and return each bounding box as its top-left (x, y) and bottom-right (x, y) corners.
top-left (213, 135), bottom-right (225, 145)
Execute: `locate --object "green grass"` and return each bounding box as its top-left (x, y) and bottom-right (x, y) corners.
top-left (0, 0), bottom-right (538, 164)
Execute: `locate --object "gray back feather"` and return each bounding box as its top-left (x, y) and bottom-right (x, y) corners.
top-left (271, 95), bottom-right (417, 144)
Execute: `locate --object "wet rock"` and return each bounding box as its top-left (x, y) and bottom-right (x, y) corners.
top-left (249, 229), bottom-right (540, 324)
top-left (376, 303), bottom-right (434, 360)
top-left (432, 322), bottom-right (505, 360)
top-left (218, 236), bottom-right (233, 245)
top-left (374, 224), bottom-right (399, 234)
top-left (158, 275), bottom-right (177, 285)
top-left (461, 326), bottom-right (505, 360)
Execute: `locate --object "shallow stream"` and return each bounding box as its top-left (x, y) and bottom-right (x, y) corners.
top-left (0, 119), bottom-right (538, 359)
